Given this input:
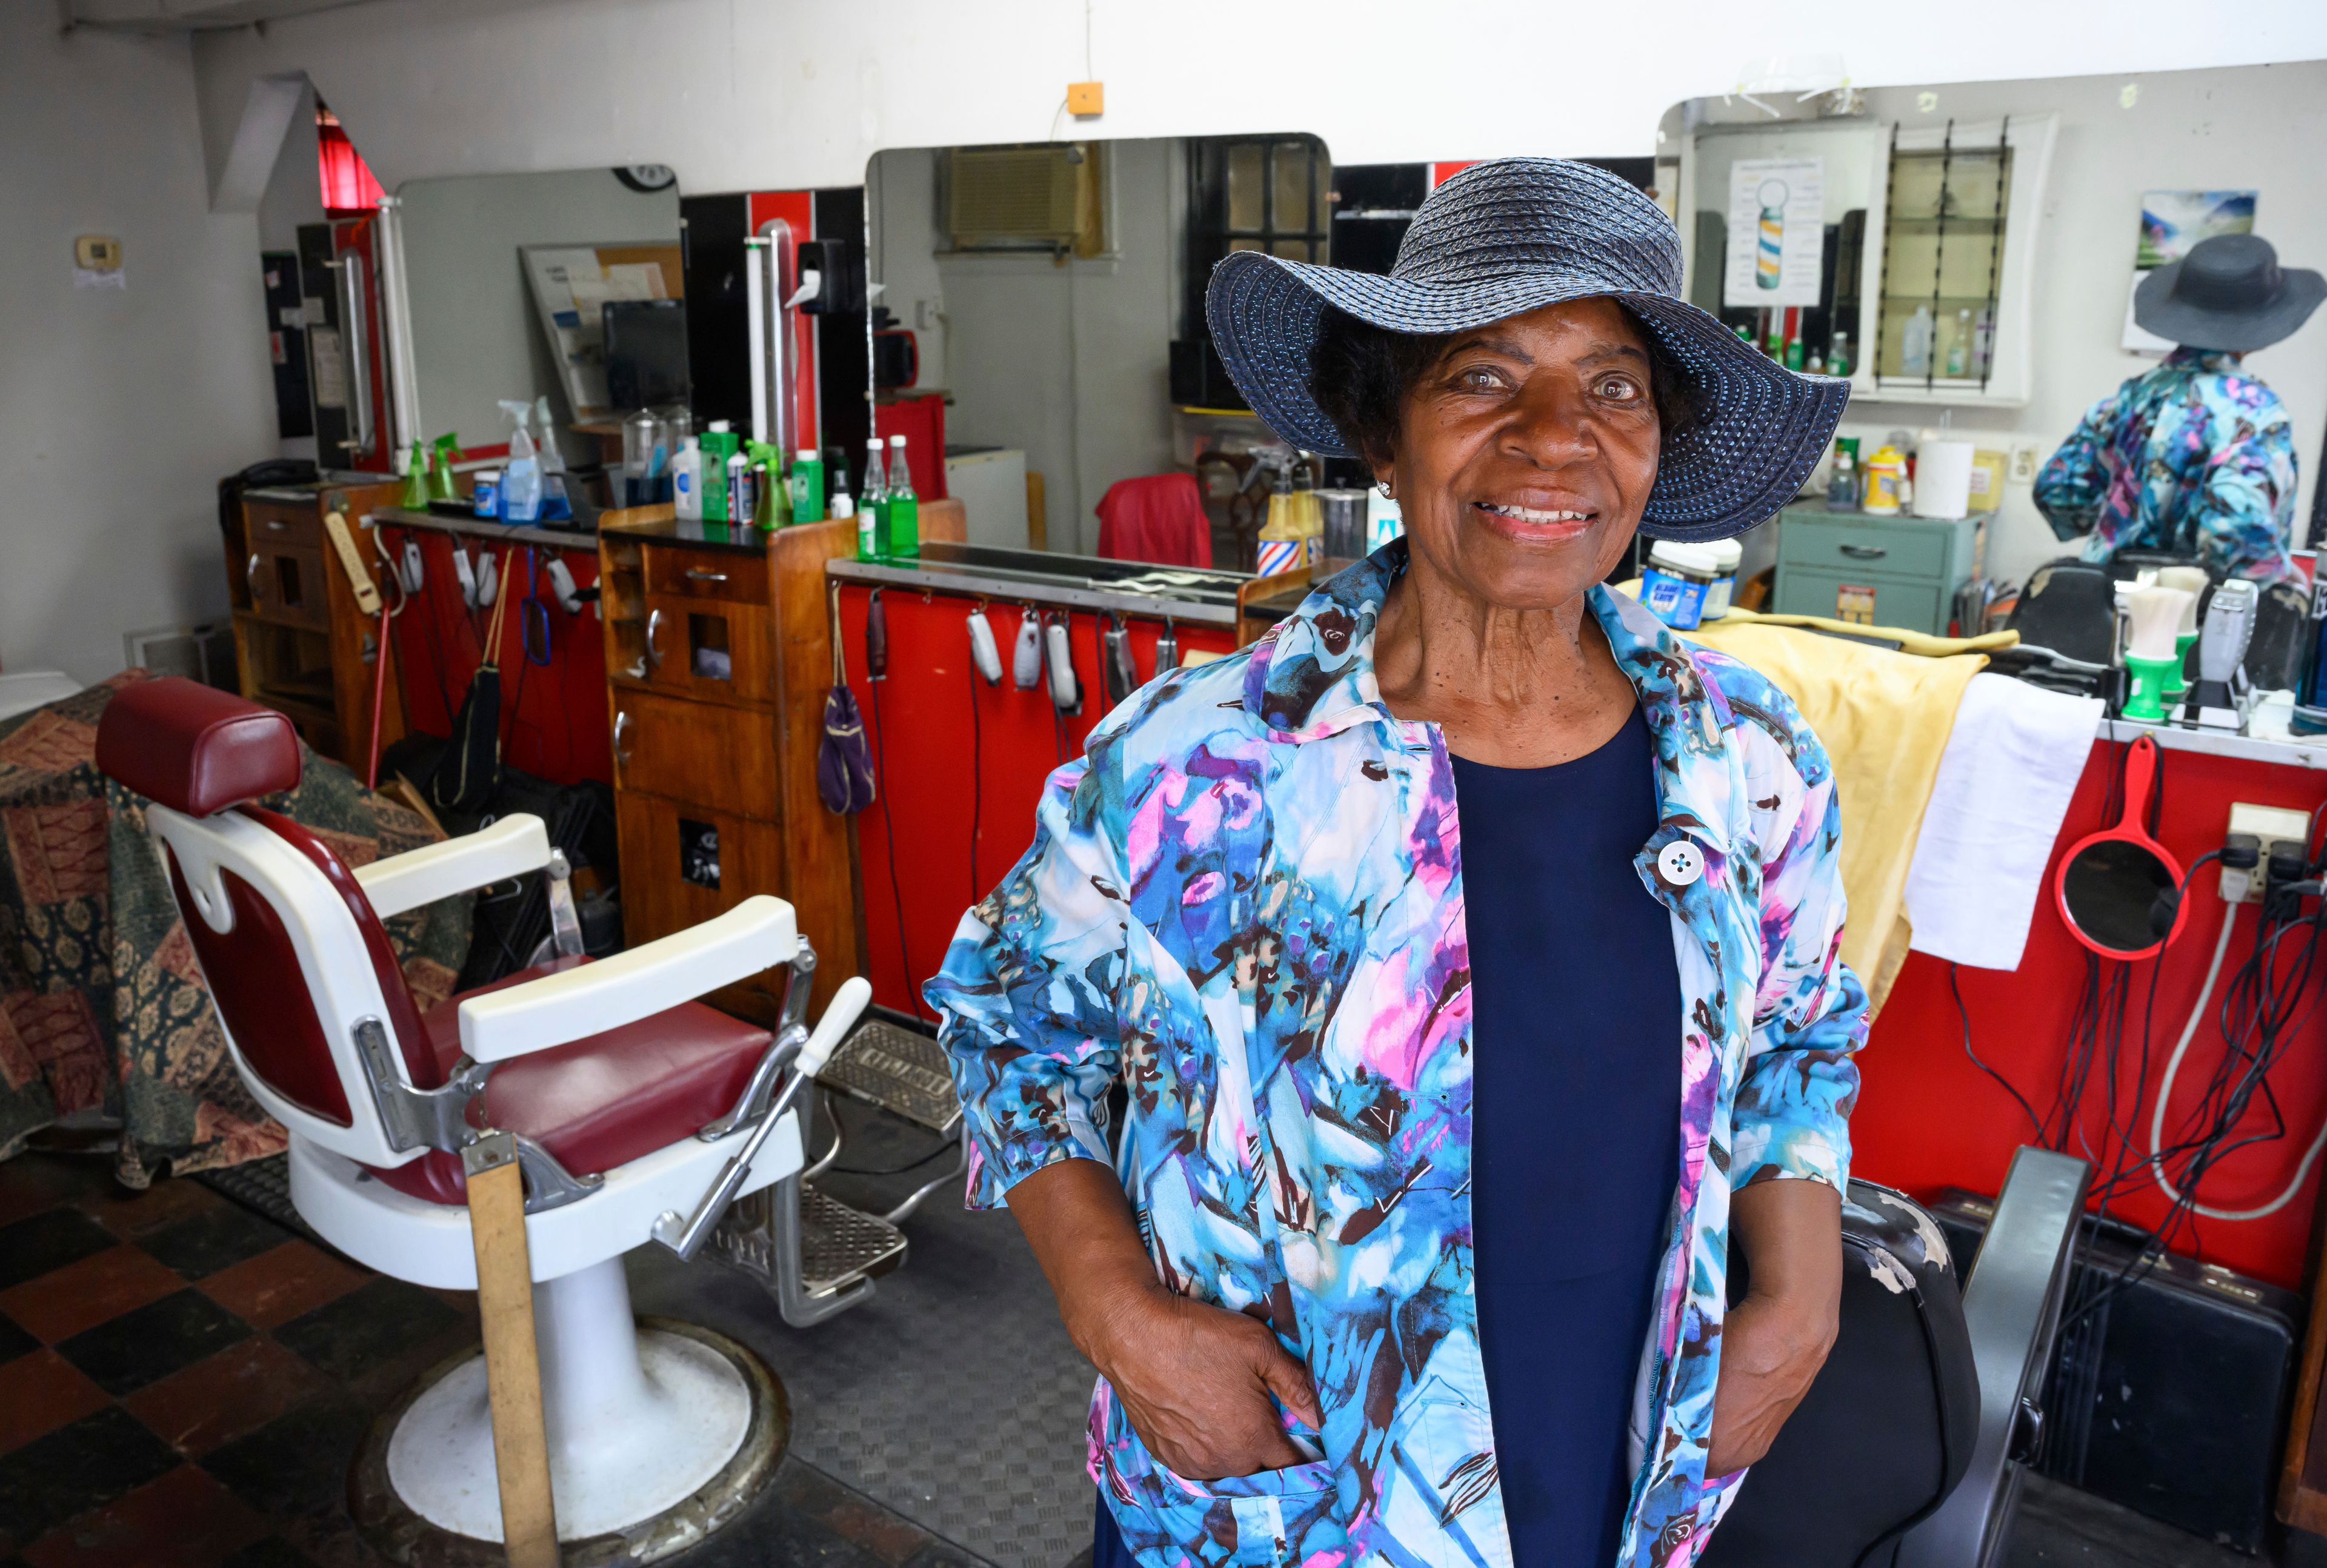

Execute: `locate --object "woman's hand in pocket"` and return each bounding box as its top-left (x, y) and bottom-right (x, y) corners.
top-left (1005, 1159), bottom-right (1322, 1481)
top-left (1088, 1283), bottom-right (1323, 1481)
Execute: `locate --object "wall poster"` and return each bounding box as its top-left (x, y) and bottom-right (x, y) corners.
top-left (1723, 156), bottom-right (1825, 309)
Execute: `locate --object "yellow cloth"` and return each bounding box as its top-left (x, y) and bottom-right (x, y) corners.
top-left (1680, 611), bottom-right (1990, 1015)
top-left (1706, 603), bottom-right (2018, 660)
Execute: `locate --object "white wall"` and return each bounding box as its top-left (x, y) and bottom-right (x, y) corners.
top-left (0, 12), bottom-right (276, 685)
top-left (398, 168), bottom-right (680, 451)
top-left (188, 1), bottom-right (2327, 198)
top-left (870, 140), bottom-right (1181, 554)
top-left (1804, 62), bottom-right (2327, 586)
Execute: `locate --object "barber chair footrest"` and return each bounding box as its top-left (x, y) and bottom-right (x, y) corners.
top-left (707, 1176), bottom-right (907, 1324)
top-left (799, 1181), bottom-right (909, 1296)
top-left (818, 1021), bottom-right (962, 1135)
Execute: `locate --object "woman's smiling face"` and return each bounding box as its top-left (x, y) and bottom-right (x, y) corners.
top-left (1383, 296), bottom-right (1662, 611)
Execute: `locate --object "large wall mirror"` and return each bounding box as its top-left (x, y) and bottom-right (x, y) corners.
top-left (865, 133), bottom-right (1392, 564)
top-left (396, 164), bottom-right (686, 483)
top-left (1662, 60), bottom-right (2326, 599)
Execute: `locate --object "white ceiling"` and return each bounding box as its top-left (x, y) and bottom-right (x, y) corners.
top-left (64, 0), bottom-right (380, 32)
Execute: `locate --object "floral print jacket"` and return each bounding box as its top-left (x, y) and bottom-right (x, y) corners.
top-left (929, 546), bottom-right (1867, 1568)
top-left (2034, 347), bottom-right (2299, 582)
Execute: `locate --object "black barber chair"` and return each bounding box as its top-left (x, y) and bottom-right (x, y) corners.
top-left (1704, 1147), bottom-right (2090, 1568)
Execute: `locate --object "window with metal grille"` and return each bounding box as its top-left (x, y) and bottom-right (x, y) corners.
top-left (1181, 135), bottom-right (1332, 337)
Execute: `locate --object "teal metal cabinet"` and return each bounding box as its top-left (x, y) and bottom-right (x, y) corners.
top-left (1770, 505), bottom-right (1979, 636)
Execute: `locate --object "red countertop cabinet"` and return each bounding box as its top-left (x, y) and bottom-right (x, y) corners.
top-left (836, 577), bottom-right (1238, 1025)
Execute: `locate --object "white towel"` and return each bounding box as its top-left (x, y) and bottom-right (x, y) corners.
top-left (1905, 673), bottom-right (2103, 971)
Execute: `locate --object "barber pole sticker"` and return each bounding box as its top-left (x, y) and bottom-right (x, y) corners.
top-left (1836, 583), bottom-right (1876, 625)
top-left (1256, 538), bottom-right (1303, 577)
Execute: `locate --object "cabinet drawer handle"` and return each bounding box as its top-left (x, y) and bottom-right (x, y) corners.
top-left (247, 553), bottom-right (264, 594)
top-left (685, 568), bottom-right (730, 584)
top-left (1839, 543), bottom-right (1889, 560)
top-left (613, 711), bottom-right (633, 767)
top-left (266, 519), bottom-right (291, 533)
top-left (645, 608), bottom-right (667, 668)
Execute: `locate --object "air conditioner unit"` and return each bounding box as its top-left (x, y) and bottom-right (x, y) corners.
top-left (124, 624), bottom-right (238, 689)
top-left (945, 145), bottom-right (1094, 252)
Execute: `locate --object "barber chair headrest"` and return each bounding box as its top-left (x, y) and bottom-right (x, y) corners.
top-left (95, 678), bottom-right (301, 817)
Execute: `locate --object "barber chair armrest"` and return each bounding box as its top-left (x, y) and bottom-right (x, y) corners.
top-left (1897, 1146), bottom-right (2091, 1568)
top-left (355, 815), bottom-right (551, 919)
top-left (458, 896), bottom-right (801, 1064)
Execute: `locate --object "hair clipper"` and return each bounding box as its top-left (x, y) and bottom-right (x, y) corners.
top-left (1013, 608), bottom-right (1044, 690)
top-left (1102, 613), bottom-right (1137, 708)
top-left (865, 588), bottom-right (888, 680)
top-left (967, 608), bottom-right (1003, 685)
top-left (1044, 615), bottom-right (1081, 714)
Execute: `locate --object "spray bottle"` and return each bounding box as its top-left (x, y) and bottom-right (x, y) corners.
top-left (498, 400), bottom-right (542, 523)
top-left (533, 395), bottom-right (573, 522)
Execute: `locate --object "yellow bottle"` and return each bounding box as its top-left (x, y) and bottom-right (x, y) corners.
top-left (1861, 445), bottom-right (1909, 516)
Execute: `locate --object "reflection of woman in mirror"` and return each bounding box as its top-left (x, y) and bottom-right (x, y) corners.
top-left (2036, 232), bottom-right (2323, 583)
top-left (930, 159), bottom-right (1864, 1568)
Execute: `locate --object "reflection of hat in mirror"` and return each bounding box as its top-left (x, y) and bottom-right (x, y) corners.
top-left (2134, 233), bottom-right (2326, 353)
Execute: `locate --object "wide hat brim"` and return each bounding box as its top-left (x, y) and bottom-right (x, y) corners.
top-left (1205, 250), bottom-right (1849, 543)
top-left (2134, 258), bottom-right (2327, 353)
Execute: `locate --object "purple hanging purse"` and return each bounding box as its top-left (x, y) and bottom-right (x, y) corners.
top-left (817, 589), bottom-right (876, 815)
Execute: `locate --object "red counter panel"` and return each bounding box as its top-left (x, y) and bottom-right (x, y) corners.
top-left (1857, 737), bottom-right (2327, 1289)
top-left (375, 524), bottom-right (612, 788)
top-left (838, 583), bottom-right (1236, 1023)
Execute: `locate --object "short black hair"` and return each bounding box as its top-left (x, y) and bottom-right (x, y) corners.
top-left (1308, 303), bottom-right (1705, 471)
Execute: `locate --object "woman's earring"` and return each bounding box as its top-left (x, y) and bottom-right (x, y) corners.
top-left (1376, 480), bottom-right (1394, 499)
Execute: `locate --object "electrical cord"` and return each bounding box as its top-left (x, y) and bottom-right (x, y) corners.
top-left (1950, 962), bottom-right (2044, 1137)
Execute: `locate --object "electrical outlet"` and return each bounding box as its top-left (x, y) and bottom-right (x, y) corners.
top-left (2008, 443), bottom-right (2039, 484)
top-left (2228, 802), bottom-right (2312, 900)
top-left (916, 296), bottom-right (943, 331)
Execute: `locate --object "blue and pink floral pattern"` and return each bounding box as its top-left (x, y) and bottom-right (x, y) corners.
top-left (929, 546), bottom-right (1867, 1568)
top-left (2035, 346), bottom-right (2300, 581)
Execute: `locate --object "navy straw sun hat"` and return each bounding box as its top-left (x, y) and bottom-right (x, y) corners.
top-left (1204, 158), bottom-right (1850, 543)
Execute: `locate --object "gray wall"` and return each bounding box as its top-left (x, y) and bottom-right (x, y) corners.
top-left (870, 140), bottom-right (1183, 555)
top-left (0, 13), bottom-right (276, 684)
top-left (398, 168), bottom-right (681, 454)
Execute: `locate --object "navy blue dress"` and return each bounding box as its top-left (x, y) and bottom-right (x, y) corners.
top-left (1093, 706), bottom-right (1679, 1568)
top-left (1458, 705), bottom-right (1682, 1564)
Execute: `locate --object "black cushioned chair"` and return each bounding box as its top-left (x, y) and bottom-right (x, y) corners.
top-left (1705, 1148), bottom-right (2089, 1568)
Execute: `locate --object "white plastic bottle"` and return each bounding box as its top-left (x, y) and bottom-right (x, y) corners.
top-left (1901, 305), bottom-right (1935, 377)
top-left (672, 436), bottom-right (704, 522)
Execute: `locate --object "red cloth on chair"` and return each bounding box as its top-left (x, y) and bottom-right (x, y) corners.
top-left (1094, 474), bottom-right (1213, 568)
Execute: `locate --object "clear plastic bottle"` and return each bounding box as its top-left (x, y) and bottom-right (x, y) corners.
top-left (859, 437), bottom-right (888, 562)
top-left (885, 433), bottom-right (918, 559)
top-left (1901, 305), bottom-right (1935, 377)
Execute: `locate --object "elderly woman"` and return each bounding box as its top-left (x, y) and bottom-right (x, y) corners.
top-left (930, 159), bottom-right (1866, 1568)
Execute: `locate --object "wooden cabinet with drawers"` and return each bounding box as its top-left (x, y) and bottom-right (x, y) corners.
top-left (598, 503), bottom-right (965, 1020)
top-left (1770, 505), bottom-right (1979, 637)
top-left (225, 480), bottom-right (405, 769)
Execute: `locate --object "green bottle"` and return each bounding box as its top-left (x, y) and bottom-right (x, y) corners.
top-left (399, 442), bottom-right (430, 508)
top-left (884, 433), bottom-right (918, 559)
top-left (699, 422), bottom-right (740, 522)
top-left (790, 448), bottom-right (825, 524)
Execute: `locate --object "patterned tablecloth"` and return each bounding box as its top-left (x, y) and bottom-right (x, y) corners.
top-left (0, 674), bottom-right (471, 1183)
